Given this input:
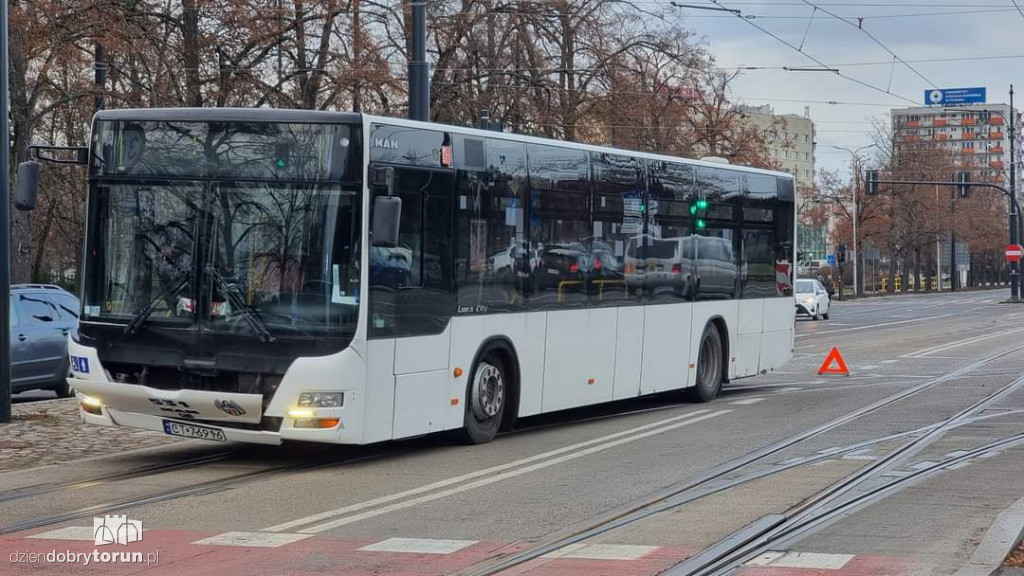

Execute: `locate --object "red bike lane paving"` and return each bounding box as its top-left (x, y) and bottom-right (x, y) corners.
top-left (2, 528), bottom-right (915, 576)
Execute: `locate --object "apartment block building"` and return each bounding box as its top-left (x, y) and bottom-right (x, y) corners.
top-left (891, 103), bottom-right (1022, 185)
top-left (741, 105), bottom-right (824, 262)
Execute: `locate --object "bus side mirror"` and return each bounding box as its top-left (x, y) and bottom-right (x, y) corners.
top-left (15, 160), bottom-right (40, 211)
top-left (371, 196), bottom-right (402, 247)
top-left (370, 166), bottom-right (401, 247)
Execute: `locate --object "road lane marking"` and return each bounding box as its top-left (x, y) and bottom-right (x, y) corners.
top-left (287, 411), bottom-right (730, 534)
top-left (747, 551), bottom-right (854, 569)
top-left (192, 532), bottom-right (312, 548)
top-left (729, 397), bottom-right (765, 405)
top-left (794, 314), bottom-right (952, 338)
top-left (358, 538), bottom-right (478, 554)
top-left (543, 543), bottom-right (659, 560)
top-left (901, 328), bottom-right (1024, 358)
top-left (27, 526), bottom-right (94, 541)
top-left (263, 409), bottom-right (716, 533)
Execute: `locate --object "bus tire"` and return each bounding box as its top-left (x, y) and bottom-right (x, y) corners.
top-left (455, 353), bottom-right (506, 445)
top-left (687, 323), bottom-right (723, 403)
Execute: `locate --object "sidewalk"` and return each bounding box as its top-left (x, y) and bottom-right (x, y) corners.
top-left (0, 396), bottom-right (184, 473)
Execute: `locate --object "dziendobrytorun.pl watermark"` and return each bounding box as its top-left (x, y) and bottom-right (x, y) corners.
top-left (10, 550), bottom-right (160, 566)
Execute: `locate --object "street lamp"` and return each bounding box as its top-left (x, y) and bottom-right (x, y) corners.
top-left (826, 143), bottom-right (878, 297)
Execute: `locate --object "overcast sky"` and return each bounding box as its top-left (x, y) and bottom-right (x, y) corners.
top-left (673, 0), bottom-right (1024, 177)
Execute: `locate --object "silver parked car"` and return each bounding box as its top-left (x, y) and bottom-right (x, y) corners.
top-left (9, 284), bottom-right (79, 397)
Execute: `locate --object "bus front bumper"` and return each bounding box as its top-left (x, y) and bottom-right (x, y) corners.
top-left (79, 402), bottom-right (284, 445)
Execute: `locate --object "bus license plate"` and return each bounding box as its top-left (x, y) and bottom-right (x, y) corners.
top-left (162, 420), bottom-right (227, 442)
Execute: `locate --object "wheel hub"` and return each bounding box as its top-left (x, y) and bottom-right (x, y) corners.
top-left (472, 363), bottom-right (504, 419)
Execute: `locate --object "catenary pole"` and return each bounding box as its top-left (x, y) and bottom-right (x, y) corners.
top-left (1, 0), bottom-right (12, 423)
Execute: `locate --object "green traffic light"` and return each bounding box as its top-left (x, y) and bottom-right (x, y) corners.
top-left (696, 198), bottom-right (708, 209)
top-left (689, 205), bottom-right (697, 215)
top-left (696, 218), bottom-right (706, 229)
top-left (275, 158), bottom-right (287, 168)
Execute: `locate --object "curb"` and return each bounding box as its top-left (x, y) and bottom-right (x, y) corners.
top-left (953, 493), bottom-right (1024, 576)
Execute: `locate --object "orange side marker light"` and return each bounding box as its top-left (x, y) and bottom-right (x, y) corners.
top-left (817, 347), bottom-right (850, 376)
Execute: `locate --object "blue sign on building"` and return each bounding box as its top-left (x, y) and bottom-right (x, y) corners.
top-left (925, 87), bottom-right (986, 106)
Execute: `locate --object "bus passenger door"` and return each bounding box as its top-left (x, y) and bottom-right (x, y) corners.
top-left (368, 166), bottom-right (456, 439)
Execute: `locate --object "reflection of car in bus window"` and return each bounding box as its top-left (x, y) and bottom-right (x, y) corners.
top-left (486, 243), bottom-right (530, 283)
top-left (589, 241), bottom-right (622, 280)
top-left (626, 235), bottom-right (696, 296)
top-left (531, 243), bottom-right (589, 291)
top-left (695, 235), bottom-right (738, 298)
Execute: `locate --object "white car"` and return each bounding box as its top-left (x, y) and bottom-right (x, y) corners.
top-left (795, 278), bottom-right (830, 320)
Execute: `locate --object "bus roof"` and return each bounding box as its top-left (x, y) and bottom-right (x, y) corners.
top-left (92, 107), bottom-right (361, 125)
top-left (364, 113), bottom-right (795, 180)
top-left (90, 107), bottom-right (793, 180)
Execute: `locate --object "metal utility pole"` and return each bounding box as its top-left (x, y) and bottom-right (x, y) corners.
top-left (1, 0), bottom-right (11, 423)
top-left (950, 197), bottom-right (957, 292)
top-left (1011, 85), bottom-right (1020, 300)
top-left (94, 44), bottom-right (107, 111)
top-left (827, 143), bottom-right (877, 296)
top-left (408, 1), bottom-right (429, 121)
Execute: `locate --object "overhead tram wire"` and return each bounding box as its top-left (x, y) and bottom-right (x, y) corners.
top-left (796, 0), bottom-right (939, 89)
top-left (1013, 0), bottom-right (1024, 19)
top-left (704, 0), bottom-right (919, 105)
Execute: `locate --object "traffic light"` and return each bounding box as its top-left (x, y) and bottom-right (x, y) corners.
top-left (865, 170), bottom-right (879, 196)
top-left (273, 142), bottom-right (291, 169)
top-left (956, 171), bottom-right (971, 198)
top-left (691, 197), bottom-right (708, 229)
top-left (838, 243), bottom-right (847, 264)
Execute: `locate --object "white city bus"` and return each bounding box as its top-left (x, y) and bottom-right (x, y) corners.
top-left (63, 108), bottom-right (796, 446)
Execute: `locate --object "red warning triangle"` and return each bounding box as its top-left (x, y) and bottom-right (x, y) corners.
top-left (817, 347), bottom-right (850, 376)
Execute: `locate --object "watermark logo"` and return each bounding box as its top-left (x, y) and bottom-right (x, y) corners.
top-left (93, 515), bottom-right (142, 546)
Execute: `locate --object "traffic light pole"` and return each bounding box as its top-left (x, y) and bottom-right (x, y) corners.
top-left (866, 175), bottom-right (1021, 300)
top-left (950, 189), bottom-right (957, 292)
top-left (0, 0), bottom-right (11, 424)
top-left (1010, 85), bottom-right (1019, 300)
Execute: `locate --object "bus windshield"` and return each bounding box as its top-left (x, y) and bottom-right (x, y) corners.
top-left (83, 181), bottom-right (361, 339)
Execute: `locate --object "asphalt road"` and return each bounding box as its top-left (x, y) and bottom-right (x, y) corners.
top-left (2, 288), bottom-right (1023, 576)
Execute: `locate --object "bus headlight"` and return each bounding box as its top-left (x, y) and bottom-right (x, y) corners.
top-left (80, 395), bottom-right (103, 415)
top-left (297, 392), bottom-right (344, 408)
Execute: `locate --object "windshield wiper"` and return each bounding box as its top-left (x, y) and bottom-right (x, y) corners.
top-left (124, 270), bottom-right (191, 335)
top-left (206, 265), bottom-right (276, 343)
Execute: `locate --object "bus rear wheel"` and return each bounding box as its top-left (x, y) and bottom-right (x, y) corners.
top-left (687, 323), bottom-right (723, 403)
top-left (455, 354), bottom-right (506, 445)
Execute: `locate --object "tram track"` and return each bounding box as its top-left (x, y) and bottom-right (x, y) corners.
top-left (455, 343), bottom-right (1024, 576)
top-left (0, 449), bottom-right (240, 504)
top-left (0, 443), bottom-right (410, 536)
top-left (0, 386), bottom-right (717, 536)
top-left (665, 372), bottom-right (1024, 575)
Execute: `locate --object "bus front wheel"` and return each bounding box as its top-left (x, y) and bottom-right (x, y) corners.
top-left (687, 323), bottom-right (723, 403)
top-left (456, 354), bottom-right (506, 444)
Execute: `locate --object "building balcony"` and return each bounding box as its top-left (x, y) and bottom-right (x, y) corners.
top-left (932, 119), bottom-right (948, 127)
top-left (963, 117), bottom-right (977, 125)
top-left (935, 133), bottom-right (949, 141)
top-left (990, 132), bottom-right (1004, 139)
top-left (990, 116), bottom-right (1004, 125)
top-left (990, 160), bottom-right (1005, 169)
top-left (962, 133), bottom-right (976, 140)
top-left (904, 120), bottom-right (921, 128)
top-left (990, 147), bottom-right (1004, 154)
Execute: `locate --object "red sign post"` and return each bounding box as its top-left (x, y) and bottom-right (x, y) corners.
top-left (1006, 244), bottom-right (1024, 263)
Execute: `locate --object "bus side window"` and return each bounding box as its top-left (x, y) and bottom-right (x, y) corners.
top-left (369, 167), bottom-right (454, 337)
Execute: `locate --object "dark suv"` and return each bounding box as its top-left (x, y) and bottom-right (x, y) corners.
top-left (9, 284), bottom-right (79, 397)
